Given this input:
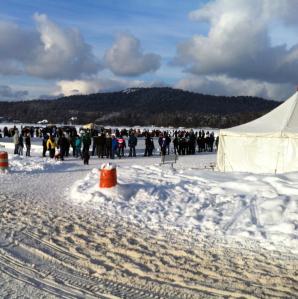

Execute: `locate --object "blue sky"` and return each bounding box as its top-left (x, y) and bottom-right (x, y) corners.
top-left (0, 0), bottom-right (298, 101)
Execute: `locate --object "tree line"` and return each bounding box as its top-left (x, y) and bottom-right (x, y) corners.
top-left (0, 87), bottom-right (279, 128)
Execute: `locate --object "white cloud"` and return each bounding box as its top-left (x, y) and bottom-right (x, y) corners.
top-left (56, 78), bottom-right (147, 96)
top-left (0, 85), bottom-right (28, 100)
top-left (175, 0), bottom-right (298, 89)
top-left (0, 14), bottom-right (101, 79)
top-left (55, 77), bottom-right (166, 97)
top-left (104, 33), bottom-right (161, 76)
top-left (175, 75), bottom-right (293, 101)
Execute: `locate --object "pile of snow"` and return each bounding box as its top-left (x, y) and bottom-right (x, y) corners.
top-left (6, 154), bottom-right (61, 173)
top-left (0, 142), bottom-right (61, 173)
top-left (100, 162), bottom-right (117, 170)
top-left (70, 165), bottom-right (298, 252)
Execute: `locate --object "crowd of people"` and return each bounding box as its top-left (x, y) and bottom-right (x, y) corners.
top-left (0, 125), bottom-right (219, 163)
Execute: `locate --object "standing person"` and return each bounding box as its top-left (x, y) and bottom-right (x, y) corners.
top-left (159, 135), bottom-right (167, 156)
top-left (71, 133), bottom-right (76, 157)
top-left (148, 136), bottom-right (155, 156)
top-left (75, 135), bottom-right (82, 158)
top-left (18, 133), bottom-right (24, 156)
top-left (111, 135), bottom-right (118, 159)
top-left (81, 132), bottom-right (91, 163)
top-left (47, 135), bottom-right (57, 158)
top-left (57, 134), bottom-right (68, 161)
top-left (197, 131), bottom-right (204, 153)
top-left (92, 133), bottom-right (98, 156)
top-left (165, 133), bottom-right (171, 155)
top-left (189, 130), bottom-right (196, 155)
top-left (4, 127), bottom-right (9, 138)
top-left (144, 133), bottom-right (151, 156)
top-left (128, 132), bottom-right (137, 157)
top-left (64, 132), bottom-right (70, 157)
top-left (209, 132), bottom-right (215, 152)
top-left (205, 132), bottom-right (210, 152)
top-left (13, 130), bottom-right (19, 154)
top-left (97, 132), bottom-right (106, 158)
top-left (82, 132), bottom-right (92, 155)
top-left (144, 133), bottom-right (154, 156)
top-left (25, 133), bottom-right (31, 157)
top-left (158, 133), bottom-right (163, 155)
top-left (117, 135), bottom-right (126, 158)
top-left (105, 133), bottom-right (112, 159)
top-left (42, 135), bottom-right (49, 157)
top-left (215, 135), bottom-right (219, 151)
top-left (173, 135), bottom-right (179, 155)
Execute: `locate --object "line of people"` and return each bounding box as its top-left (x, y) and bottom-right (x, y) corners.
top-left (7, 126), bottom-right (219, 162)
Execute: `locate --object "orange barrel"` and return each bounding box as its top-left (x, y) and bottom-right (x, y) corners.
top-left (0, 151), bottom-right (8, 171)
top-left (99, 165), bottom-right (117, 188)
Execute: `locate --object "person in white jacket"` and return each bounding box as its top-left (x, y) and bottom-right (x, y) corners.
top-left (13, 130), bottom-right (19, 155)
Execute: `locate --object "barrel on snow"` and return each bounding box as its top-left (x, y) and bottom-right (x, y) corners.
top-left (0, 151), bottom-right (8, 171)
top-left (99, 163), bottom-right (117, 188)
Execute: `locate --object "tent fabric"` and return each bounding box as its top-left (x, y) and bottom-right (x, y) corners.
top-left (217, 92), bottom-right (298, 174)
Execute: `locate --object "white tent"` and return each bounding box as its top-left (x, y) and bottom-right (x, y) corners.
top-left (217, 91), bottom-right (298, 174)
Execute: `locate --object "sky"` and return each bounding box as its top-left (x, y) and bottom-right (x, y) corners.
top-left (0, 0), bottom-right (298, 101)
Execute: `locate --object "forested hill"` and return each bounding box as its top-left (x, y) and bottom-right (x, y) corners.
top-left (0, 87), bottom-right (280, 128)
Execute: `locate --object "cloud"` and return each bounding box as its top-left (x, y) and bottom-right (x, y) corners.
top-left (175, 75), bottom-right (293, 101)
top-left (0, 14), bottom-right (102, 79)
top-left (175, 0), bottom-right (298, 86)
top-left (104, 33), bottom-right (161, 76)
top-left (56, 78), bottom-right (144, 96)
top-left (0, 85), bottom-right (28, 100)
top-left (55, 78), bottom-right (166, 96)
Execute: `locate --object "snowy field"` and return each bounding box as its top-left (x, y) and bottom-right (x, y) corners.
top-left (0, 131), bottom-right (297, 298)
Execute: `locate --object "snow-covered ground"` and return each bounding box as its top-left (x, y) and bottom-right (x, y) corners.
top-left (0, 134), bottom-right (297, 298)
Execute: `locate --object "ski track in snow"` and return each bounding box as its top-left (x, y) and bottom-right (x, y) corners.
top-left (0, 137), bottom-right (297, 298)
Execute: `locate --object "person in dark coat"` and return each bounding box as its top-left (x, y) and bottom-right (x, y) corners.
top-left (25, 133), bottom-right (31, 156)
top-left (144, 133), bottom-right (154, 156)
top-left (57, 134), bottom-right (69, 160)
top-left (82, 132), bottom-right (91, 155)
top-left (105, 133), bottom-right (112, 158)
top-left (165, 133), bottom-right (171, 155)
top-left (173, 135), bottom-right (179, 155)
top-left (128, 132), bottom-right (137, 157)
top-left (188, 130), bottom-right (196, 155)
top-left (71, 133), bottom-right (77, 157)
top-left (215, 135), bottom-right (219, 150)
top-left (97, 133), bottom-right (106, 158)
top-left (42, 135), bottom-right (49, 157)
top-left (209, 132), bottom-right (215, 152)
top-left (18, 133), bottom-right (24, 156)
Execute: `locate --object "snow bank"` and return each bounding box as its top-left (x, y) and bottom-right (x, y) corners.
top-left (70, 165), bottom-right (298, 252)
top-left (0, 142), bottom-right (61, 173)
top-left (5, 154), bottom-right (61, 173)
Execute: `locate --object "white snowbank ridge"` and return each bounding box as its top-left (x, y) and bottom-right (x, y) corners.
top-left (5, 154), bottom-right (61, 172)
top-left (70, 165), bottom-right (298, 252)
